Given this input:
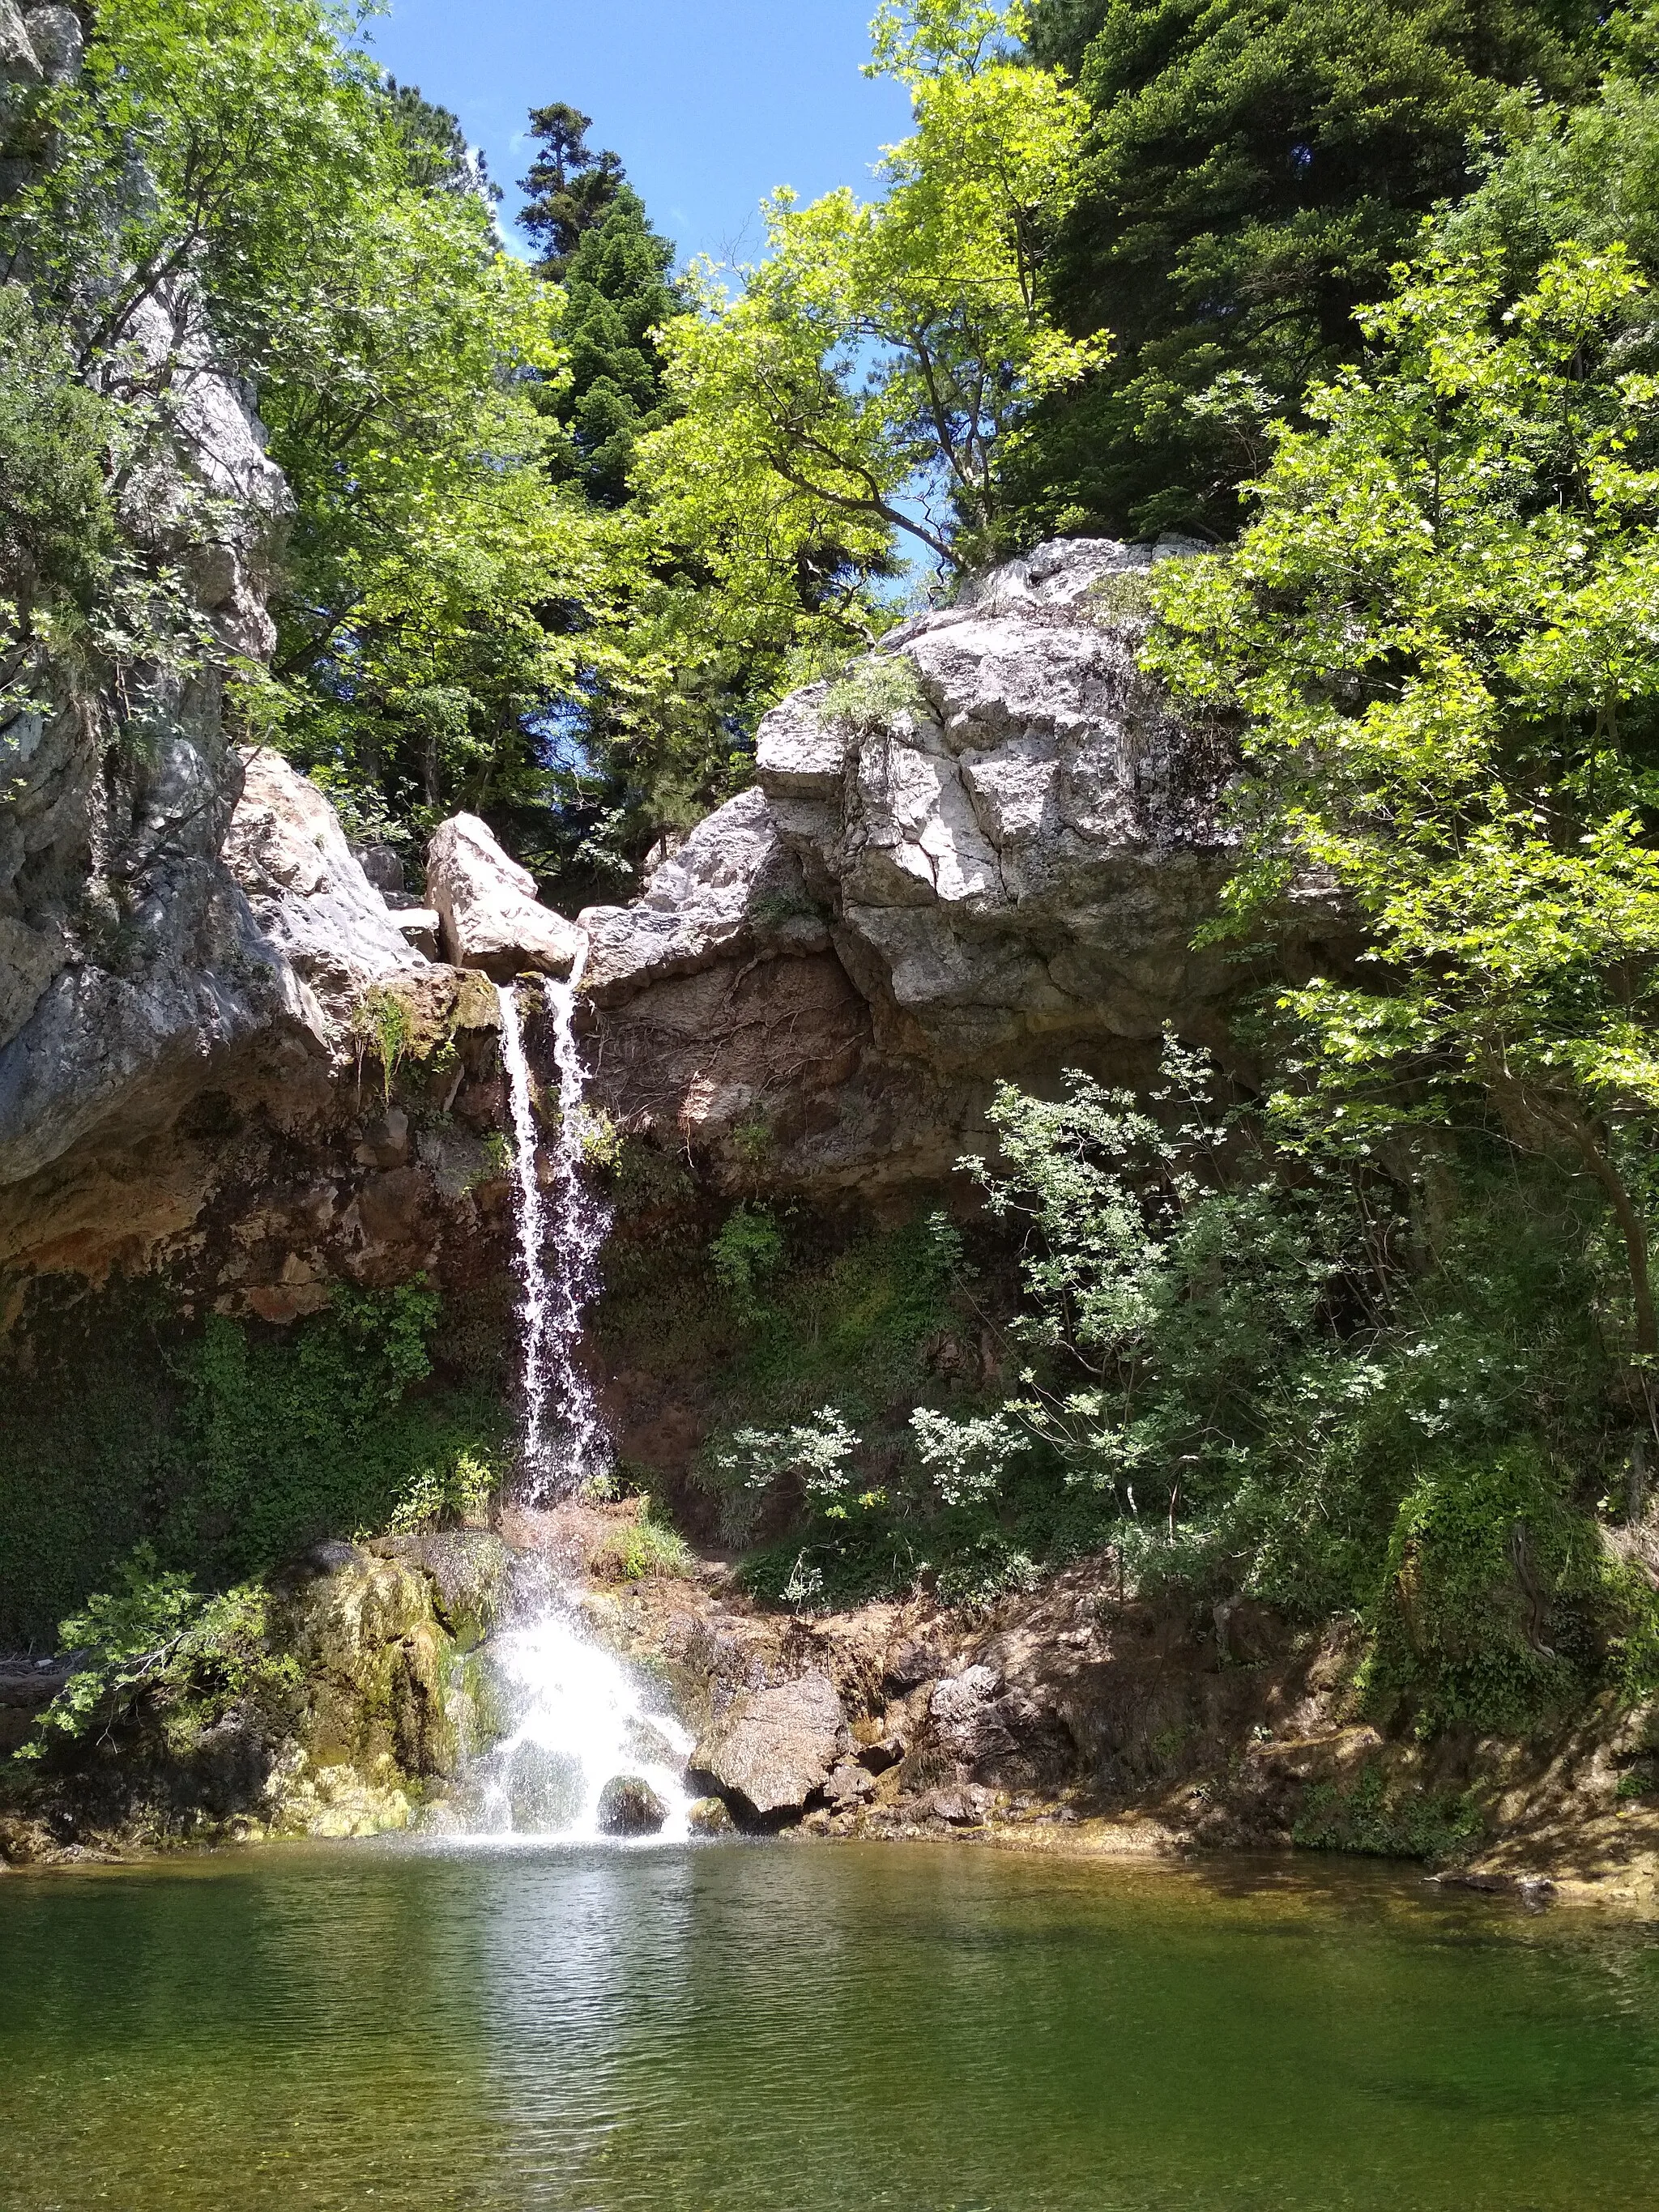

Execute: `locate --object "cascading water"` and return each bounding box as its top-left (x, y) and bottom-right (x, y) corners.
top-left (496, 953), bottom-right (609, 1498)
top-left (453, 955), bottom-right (691, 1843)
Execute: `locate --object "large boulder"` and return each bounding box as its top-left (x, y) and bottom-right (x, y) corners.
top-left (582, 539), bottom-right (1350, 1195)
top-left (596, 1774), bottom-right (669, 1835)
top-left (690, 1669), bottom-right (846, 1821)
top-left (225, 749), bottom-right (424, 1030)
top-left (425, 814), bottom-right (583, 980)
top-left (582, 786), bottom-right (827, 997)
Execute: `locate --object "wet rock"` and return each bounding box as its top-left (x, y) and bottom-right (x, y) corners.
top-left (425, 814), bottom-right (582, 979)
top-left (856, 1734), bottom-right (906, 1775)
top-left (924, 1784), bottom-right (993, 1826)
top-left (597, 1775), bottom-right (668, 1836)
top-left (373, 1531), bottom-right (512, 1646)
top-left (503, 1743), bottom-right (584, 1831)
top-left (824, 1759), bottom-right (876, 1809)
top-left (690, 1669), bottom-right (846, 1821)
top-left (688, 1795), bottom-right (736, 1837)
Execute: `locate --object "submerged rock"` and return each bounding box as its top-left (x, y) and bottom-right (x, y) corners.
top-left (596, 1774), bottom-right (668, 1836)
top-left (691, 1670), bottom-right (845, 1822)
top-left (424, 813), bottom-right (583, 979)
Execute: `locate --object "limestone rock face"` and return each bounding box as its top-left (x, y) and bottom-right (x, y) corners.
top-left (225, 749), bottom-right (423, 1034)
top-left (582, 786), bottom-right (827, 997)
top-left (425, 813), bottom-right (583, 979)
top-left (690, 1669), bottom-right (846, 1820)
top-left (585, 539), bottom-right (1350, 1193)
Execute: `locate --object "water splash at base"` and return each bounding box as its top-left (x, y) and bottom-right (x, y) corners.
top-left (456, 1579), bottom-right (693, 1843)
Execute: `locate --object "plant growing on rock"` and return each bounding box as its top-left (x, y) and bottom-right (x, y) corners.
top-left (17, 1546), bottom-right (299, 1762)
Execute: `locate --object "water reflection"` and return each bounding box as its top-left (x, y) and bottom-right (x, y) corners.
top-left (2, 1843), bottom-right (1657, 2212)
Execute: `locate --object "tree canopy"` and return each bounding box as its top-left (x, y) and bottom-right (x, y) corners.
top-left (1009, 0), bottom-right (1602, 540)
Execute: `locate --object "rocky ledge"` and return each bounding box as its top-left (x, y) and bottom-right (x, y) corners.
top-left (11, 1506), bottom-right (1655, 1911)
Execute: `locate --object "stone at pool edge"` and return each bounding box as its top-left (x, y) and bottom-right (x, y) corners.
top-left (597, 1775), bottom-right (669, 1837)
top-left (689, 1670), bottom-right (846, 1822)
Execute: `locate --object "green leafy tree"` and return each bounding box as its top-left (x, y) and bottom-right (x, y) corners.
top-left (1146, 245), bottom-right (1659, 1369)
top-left (1010, 0), bottom-right (1600, 541)
top-left (638, 0), bottom-right (1106, 572)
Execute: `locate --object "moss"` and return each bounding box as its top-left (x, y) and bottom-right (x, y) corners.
top-left (0, 1277), bottom-right (511, 1648)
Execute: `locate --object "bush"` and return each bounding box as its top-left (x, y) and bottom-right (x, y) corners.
top-left (16, 1546), bottom-right (300, 1764)
top-left (1363, 1449), bottom-right (1614, 1736)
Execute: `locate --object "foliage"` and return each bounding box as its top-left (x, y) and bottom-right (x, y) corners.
top-left (821, 650), bottom-right (932, 733)
top-left (1291, 1762), bottom-right (1483, 1861)
top-left (518, 104), bottom-right (625, 279)
top-left (1363, 1447), bottom-right (1606, 1733)
top-left (17, 1548), bottom-right (300, 1763)
top-left (1012, 0), bottom-right (1601, 539)
top-left (638, 0), bottom-right (1105, 575)
top-left (1147, 245), bottom-right (1659, 1366)
top-left (387, 1448), bottom-right (497, 1535)
top-left (539, 186), bottom-right (681, 507)
top-left (176, 1286), bottom-right (508, 1579)
top-left (710, 1204), bottom-right (787, 1314)
top-left (592, 1506), bottom-right (696, 1583)
top-left (352, 986), bottom-right (417, 1105)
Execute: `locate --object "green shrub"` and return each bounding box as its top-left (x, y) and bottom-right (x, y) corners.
top-left (593, 1508), bottom-right (695, 1583)
top-left (821, 651), bottom-right (929, 734)
top-left (0, 1278), bottom-right (510, 1644)
top-left (1362, 1448), bottom-right (1606, 1736)
top-left (710, 1204), bottom-right (786, 1313)
top-left (1292, 1762), bottom-right (1483, 1863)
top-left (16, 1546), bottom-right (300, 1764)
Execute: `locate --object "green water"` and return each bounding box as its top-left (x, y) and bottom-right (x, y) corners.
top-left (2, 1842), bottom-right (1657, 2212)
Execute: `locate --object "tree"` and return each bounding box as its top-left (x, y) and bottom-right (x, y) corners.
top-left (380, 77), bottom-right (500, 203)
top-left (544, 184), bottom-right (680, 507)
top-left (1008, 0), bottom-right (1601, 542)
top-left (637, 0), bottom-right (1106, 572)
top-left (518, 104), bottom-right (625, 279)
top-left (1145, 245), bottom-right (1659, 1370)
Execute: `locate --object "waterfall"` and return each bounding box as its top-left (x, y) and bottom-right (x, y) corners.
top-left (496, 953), bottom-right (610, 1498)
top-left (466, 1581), bottom-right (693, 1843)
top-left (461, 950), bottom-right (690, 1843)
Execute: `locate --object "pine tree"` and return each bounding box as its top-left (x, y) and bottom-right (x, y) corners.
top-left (552, 184), bottom-right (680, 506)
top-left (1009, 0), bottom-right (1601, 542)
top-left (518, 104), bottom-right (625, 279)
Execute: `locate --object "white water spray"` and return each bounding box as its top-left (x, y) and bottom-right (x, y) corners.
top-left (496, 953), bottom-right (610, 1498)
top-left (467, 1591), bottom-right (693, 1843)
top-left (466, 952), bottom-right (691, 1842)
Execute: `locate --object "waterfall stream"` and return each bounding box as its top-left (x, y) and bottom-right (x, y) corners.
top-left (456, 961), bottom-right (690, 1842)
top-left (496, 957), bottom-right (609, 1498)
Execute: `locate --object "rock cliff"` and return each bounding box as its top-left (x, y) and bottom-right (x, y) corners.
top-left (581, 538), bottom-right (1350, 1194)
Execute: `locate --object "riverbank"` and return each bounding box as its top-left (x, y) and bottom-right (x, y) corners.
top-left (6, 1499), bottom-right (1657, 1910)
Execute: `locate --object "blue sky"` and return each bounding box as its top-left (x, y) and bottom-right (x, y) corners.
top-left (364, 1), bottom-right (914, 269)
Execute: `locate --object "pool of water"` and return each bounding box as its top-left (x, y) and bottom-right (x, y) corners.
top-left (2, 1839), bottom-right (1657, 2211)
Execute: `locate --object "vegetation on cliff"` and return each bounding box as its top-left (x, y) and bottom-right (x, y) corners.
top-left (8, 0), bottom-right (1659, 1806)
